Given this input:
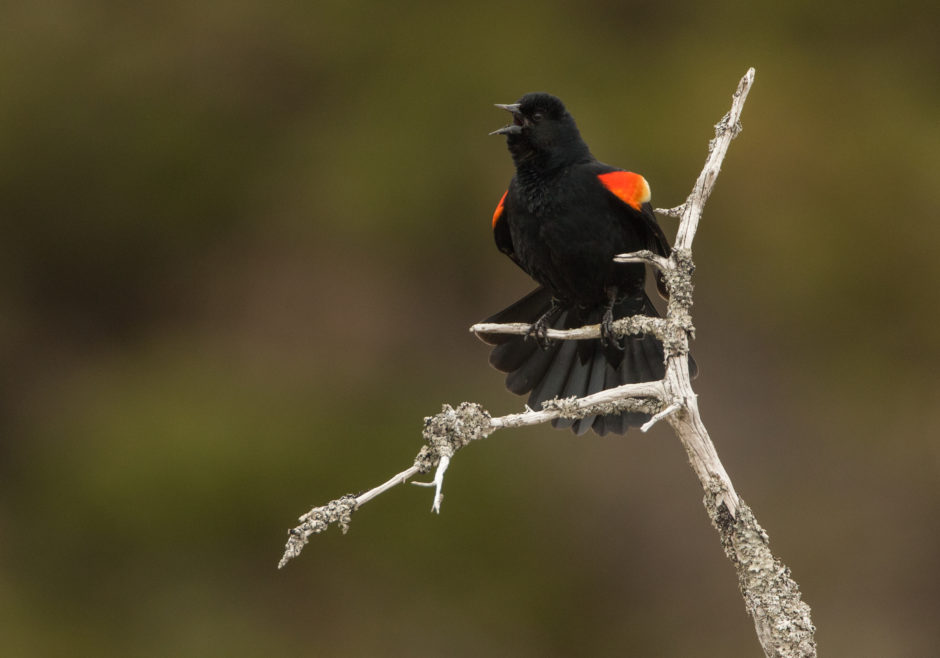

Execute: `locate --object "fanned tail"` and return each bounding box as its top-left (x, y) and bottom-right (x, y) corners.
top-left (479, 287), bottom-right (695, 435)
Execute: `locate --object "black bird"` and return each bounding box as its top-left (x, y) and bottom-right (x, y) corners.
top-left (480, 92), bottom-right (694, 435)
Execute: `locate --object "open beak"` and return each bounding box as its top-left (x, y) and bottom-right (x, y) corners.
top-left (490, 103), bottom-right (523, 135)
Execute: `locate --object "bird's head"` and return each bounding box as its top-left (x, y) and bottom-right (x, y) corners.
top-left (491, 92), bottom-right (590, 169)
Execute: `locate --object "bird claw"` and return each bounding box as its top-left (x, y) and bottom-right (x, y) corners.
top-left (526, 315), bottom-right (554, 349)
top-left (525, 302), bottom-right (563, 350)
top-left (600, 308), bottom-right (625, 350)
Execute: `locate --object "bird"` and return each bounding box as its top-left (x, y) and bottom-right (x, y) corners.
top-left (478, 92), bottom-right (695, 435)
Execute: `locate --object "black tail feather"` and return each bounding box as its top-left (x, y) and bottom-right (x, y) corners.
top-left (628, 335), bottom-right (656, 384)
top-left (491, 337), bottom-right (539, 374)
top-left (619, 340), bottom-right (654, 431)
top-left (571, 346), bottom-right (607, 435)
top-left (479, 286), bottom-right (693, 435)
top-left (600, 358), bottom-right (628, 435)
top-left (479, 287), bottom-right (554, 345)
top-left (553, 338), bottom-right (591, 431)
top-left (505, 337), bottom-right (559, 396)
top-left (529, 337), bottom-right (577, 409)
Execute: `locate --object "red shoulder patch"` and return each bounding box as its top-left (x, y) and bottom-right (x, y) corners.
top-left (492, 190), bottom-right (508, 229)
top-left (597, 171), bottom-right (651, 212)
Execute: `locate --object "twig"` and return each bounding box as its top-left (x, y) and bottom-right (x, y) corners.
top-left (674, 67), bottom-right (754, 251)
top-left (655, 204), bottom-right (685, 218)
top-left (471, 316), bottom-right (671, 343)
top-left (489, 381), bottom-right (666, 429)
top-left (412, 454), bottom-right (450, 513)
top-left (280, 382), bottom-right (666, 563)
top-left (277, 465), bottom-right (421, 569)
top-left (612, 249), bottom-right (672, 271)
top-left (640, 401), bottom-right (680, 432)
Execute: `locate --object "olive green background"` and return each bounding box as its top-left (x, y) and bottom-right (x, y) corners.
top-left (2, 1), bottom-right (938, 655)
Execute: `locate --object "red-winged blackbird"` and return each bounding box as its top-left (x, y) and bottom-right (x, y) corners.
top-left (479, 92), bottom-right (695, 435)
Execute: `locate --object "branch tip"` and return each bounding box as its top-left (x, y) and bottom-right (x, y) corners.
top-left (654, 204), bottom-right (686, 218)
top-left (640, 402), bottom-right (681, 432)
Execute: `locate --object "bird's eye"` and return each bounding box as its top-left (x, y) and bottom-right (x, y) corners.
top-left (531, 112), bottom-right (544, 122)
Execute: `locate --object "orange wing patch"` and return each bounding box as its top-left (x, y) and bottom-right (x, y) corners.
top-left (492, 190), bottom-right (508, 228)
top-left (597, 171), bottom-right (651, 211)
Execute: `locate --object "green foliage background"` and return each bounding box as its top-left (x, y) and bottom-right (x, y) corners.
top-left (2, 1), bottom-right (938, 655)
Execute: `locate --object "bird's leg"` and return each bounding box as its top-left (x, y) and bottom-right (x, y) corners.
top-left (526, 300), bottom-right (562, 349)
top-left (600, 288), bottom-right (625, 350)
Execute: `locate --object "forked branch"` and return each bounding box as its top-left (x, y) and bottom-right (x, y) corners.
top-left (279, 68), bottom-right (816, 658)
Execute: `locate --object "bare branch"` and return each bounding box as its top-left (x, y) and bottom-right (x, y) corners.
top-left (674, 67), bottom-right (754, 251)
top-left (278, 465), bottom-right (421, 568)
top-left (280, 384), bottom-right (665, 565)
top-left (654, 204), bottom-right (686, 218)
top-left (470, 321), bottom-right (603, 341)
top-left (640, 401), bottom-right (681, 432)
top-left (710, 496), bottom-right (817, 657)
top-left (490, 381), bottom-right (666, 430)
top-left (279, 67), bottom-right (816, 658)
top-left (612, 249), bottom-right (672, 271)
top-left (412, 455), bottom-right (450, 514)
top-left (471, 315), bottom-right (671, 343)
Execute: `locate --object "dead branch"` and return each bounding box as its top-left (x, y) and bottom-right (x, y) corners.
top-left (279, 68), bottom-right (816, 658)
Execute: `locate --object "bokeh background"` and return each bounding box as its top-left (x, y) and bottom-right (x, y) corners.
top-left (2, 1), bottom-right (938, 655)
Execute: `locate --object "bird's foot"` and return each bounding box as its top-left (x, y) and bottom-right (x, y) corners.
top-left (600, 306), bottom-right (625, 350)
top-left (526, 314), bottom-right (553, 349)
top-left (526, 303), bottom-right (562, 350)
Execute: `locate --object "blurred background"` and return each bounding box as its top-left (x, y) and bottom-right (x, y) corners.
top-left (2, 1), bottom-right (938, 655)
